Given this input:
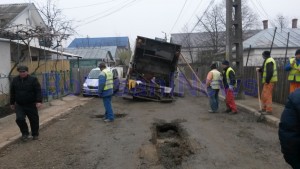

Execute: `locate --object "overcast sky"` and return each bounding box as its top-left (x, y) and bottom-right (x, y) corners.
top-left (2, 0), bottom-right (300, 47)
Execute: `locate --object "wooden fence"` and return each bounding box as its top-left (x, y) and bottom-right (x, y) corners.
top-left (71, 67), bottom-right (94, 95)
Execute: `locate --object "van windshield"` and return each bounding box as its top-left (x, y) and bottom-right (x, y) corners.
top-left (88, 69), bottom-right (101, 79)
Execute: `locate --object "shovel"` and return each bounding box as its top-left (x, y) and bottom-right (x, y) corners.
top-left (256, 70), bottom-right (265, 122)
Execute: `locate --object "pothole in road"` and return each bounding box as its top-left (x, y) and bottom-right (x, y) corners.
top-left (151, 121), bottom-right (193, 169)
top-left (92, 113), bottom-right (127, 118)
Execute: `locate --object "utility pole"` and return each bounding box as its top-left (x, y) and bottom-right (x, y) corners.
top-left (226, 0), bottom-right (244, 99)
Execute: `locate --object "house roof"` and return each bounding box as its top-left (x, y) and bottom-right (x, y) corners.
top-left (64, 46), bottom-right (117, 61)
top-left (68, 37), bottom-right (130, 48)
top-left (171, 32), bottom-right (216, 48)
top-left (243, 28), bottom-right (300, 49)
top-left (170, 30), bottom-right (260, 48)
top-left (9, 39), bottom-right (80, 58)
top-left (0, 3), bottom-right (30, 28)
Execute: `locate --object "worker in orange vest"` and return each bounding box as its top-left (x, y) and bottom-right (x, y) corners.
top-left (256, 51), bottom-right (278, 115)
top-left (285, 49), bottom-right (300, 93)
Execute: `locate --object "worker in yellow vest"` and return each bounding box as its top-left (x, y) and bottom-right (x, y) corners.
top-left (285, 49), bottom-right (300, 93)
top-left (206, 63), bottom-right (222, 113)
top-left (221, 60), bottom-right (238, 115)
top-left (98, 63), bottom-right (115, 122)
top-left (256, 51), bottom-right (278, 115)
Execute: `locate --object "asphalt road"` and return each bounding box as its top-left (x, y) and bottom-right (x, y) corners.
top-left (0, 93), bottom-right (291, 169)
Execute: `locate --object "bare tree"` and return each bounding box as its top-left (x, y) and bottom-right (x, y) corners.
top-left (6, 25), bottom-right (48, 78)
top-left (273, 14), bottom-right (289, 30)
top-left (36, 0), bottom-right (76, 49)
top-left (180, 24), bottom-right (195, 63)
top-left (118, 50), bottom-right (132, 66)
top-left (196, 0), bottom-right (258, 54)
top-left (198, 3), bottom-right (226, 53)
top-left (241, 0), bottom-right (259, 31)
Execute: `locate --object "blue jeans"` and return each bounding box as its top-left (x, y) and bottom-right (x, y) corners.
top-left (207, 87), bottom-right (219, 112)
top-left (102, 95), bottom-right (114, 120)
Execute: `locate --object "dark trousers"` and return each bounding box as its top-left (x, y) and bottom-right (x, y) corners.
top-left (15, 104), bottom-right (39, 136)
top-left (284, 154), bottom-right (300, 169)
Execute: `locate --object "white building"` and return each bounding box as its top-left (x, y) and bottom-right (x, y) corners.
top-left (0, 3), bottom-right (78, 105)
top-left (238, 20), bottom-right (300, 66)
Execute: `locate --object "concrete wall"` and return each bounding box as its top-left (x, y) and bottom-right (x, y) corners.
top-left (0, 40), bottom-right (11, 106)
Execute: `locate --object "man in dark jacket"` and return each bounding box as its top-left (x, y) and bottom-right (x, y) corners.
top-left (279, 89), bottom-right (300, 169)
top-left (10, 66), bottom-right (42, 141)
top-left (222, 60), bottom-right (238, 114)
top-left (256, 51), bottom-right (278, 115)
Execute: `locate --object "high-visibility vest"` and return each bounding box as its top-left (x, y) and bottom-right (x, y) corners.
top-left (210, 69), bottom-right (221, 89)
top-left (262, 57), bottom-right (278, 83)
top-left (102, 68), bottom-right (113, 90)
top-left (225, 67), bottom-right (237, 87)
top-left (288, 58), bottom-right (300, 82)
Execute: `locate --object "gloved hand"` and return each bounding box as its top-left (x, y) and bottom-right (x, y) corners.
top-left (229, 85), bottom-right (234, 91)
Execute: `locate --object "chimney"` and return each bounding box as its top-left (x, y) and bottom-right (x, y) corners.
top-left (292, 18), bottom-right (298, 28)
top-left (263, 20), bottom-right (268, 29)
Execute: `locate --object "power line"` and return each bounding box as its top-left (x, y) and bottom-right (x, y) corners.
top-left (251, 0), bottom-right (300, 42)
top-left (254, 0), bottom-right (269, 18)
top-left (186, 0), bottom-right (204, 27)
top-left (77, 0), bottom-right (133, 21)
top-left (190, 0), bottom-right (215, 33)
top-left (175, 0), bottom-right (215, 50)
top-left (169, 0), bottom-right (188, 33)
top-left (62, 0), bottom-right (122, 10)
top-left (76, 0), bottom-right (138, 27)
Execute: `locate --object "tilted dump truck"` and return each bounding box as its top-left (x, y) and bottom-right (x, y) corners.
top-left (123, 36), bottom-right (181, 102)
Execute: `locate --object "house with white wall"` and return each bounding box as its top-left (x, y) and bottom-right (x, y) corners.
top-left (0, 38), bottom-right (11, 106)
top-left (0, 3), bottom-right (79, 105)
top-left (236, 19), bottom-right (300, 66)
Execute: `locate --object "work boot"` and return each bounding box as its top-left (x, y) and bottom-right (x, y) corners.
top-left (32, 136), bottom-right (39, 140)
top-left (258, 109), bottom-right (266, 113)
top-left (21, 134), bottom-right (29, 142)
top-left (223, 109), bottom-right (231, 113)
top-left (104, 119), bottom-right (114, 123)
top-left (263, 111), bottom-right (272, 115)
top-left (229, 111), bottom-right (238, 115)
top-left (208, 110), bottom-right (217, 113)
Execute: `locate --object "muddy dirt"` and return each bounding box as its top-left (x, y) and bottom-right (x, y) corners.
top-left (151, 121), bottom-right (193, 169)
top-left (0, 92), bottom-right (291, 169)
top-left (0, 105), bottom-right (14, 118)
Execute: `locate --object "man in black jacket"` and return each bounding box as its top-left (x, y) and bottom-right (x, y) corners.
top-left (10, 66), bottom-right (42, 141)
top-left (279, 89), bottom-right (300, 169)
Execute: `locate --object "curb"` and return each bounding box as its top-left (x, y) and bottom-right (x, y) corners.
top-left (219, 95), bottom-right (280, 127)
top-left (177, 78), bottom-right (280, 127)
top-left (0, 99), bottom-right (92, 151)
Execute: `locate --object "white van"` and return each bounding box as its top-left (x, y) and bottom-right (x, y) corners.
top-left (82, 67), bottom-right (120, 96)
